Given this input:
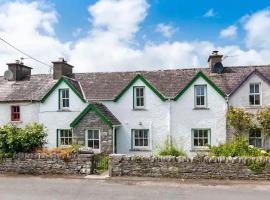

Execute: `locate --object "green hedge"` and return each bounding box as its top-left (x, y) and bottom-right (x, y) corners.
top-left (0, 123), bottom-right (47, 155)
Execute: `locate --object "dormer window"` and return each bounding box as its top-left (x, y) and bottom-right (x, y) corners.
top-left (134, 86), bottom-right (145, 109)
top-left (194, 85), bottom-right (207, 108)
top-left (249, 83), bottom-right (261, 106)
top-left (59, 89), bottom-right (70, 109)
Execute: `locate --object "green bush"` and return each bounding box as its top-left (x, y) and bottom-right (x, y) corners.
top-left (209, 137), bottom-right (268, 157)
top-left (0, 123), bottom-right (47, 155)
top-left (158, 137), bottom-right (186, 157)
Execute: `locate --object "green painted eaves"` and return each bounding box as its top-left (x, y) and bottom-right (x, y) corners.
top-left (173, 71), bottom-right (226, 101)
top-left (70, 103), bottom-right (113, 129)
top-left (113, 74), bottom-right (167, 102)
top-left (41, 76), bottom-right (86, 103)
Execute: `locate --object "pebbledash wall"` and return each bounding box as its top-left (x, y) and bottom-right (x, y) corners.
top-left (0, 153), bottom-right (94, 175)
top-left (110, 155), bottom-right (270, 180)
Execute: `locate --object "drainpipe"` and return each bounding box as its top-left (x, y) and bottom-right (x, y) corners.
top-left (168, 98), bottom-right (172, 145)
top-left (112, 126), bottom-right (115, 154)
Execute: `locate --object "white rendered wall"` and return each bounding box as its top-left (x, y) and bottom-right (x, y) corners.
top-left (39, 81), bottom-right (87, 147)
top-left (102, 79), bottom-right (170, 155)
top-left (0, 102), bottom-right (39, 127)
top-left (171, 77), bottom-right (227, 153)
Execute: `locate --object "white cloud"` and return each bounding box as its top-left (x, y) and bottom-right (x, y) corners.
top-left (220, 25), bottom-right (238, 39)
top-left (155, 23), bottom-right (177, 38)
top-left (204, 8), bottom-right (215, 17)
top-left (243, 9), bottom-right (270, 49)
top-left (1, 0), bottom-right (270, 76)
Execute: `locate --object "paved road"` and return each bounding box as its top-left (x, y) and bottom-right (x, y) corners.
top-left (0, 176), bottom-right (270, 200)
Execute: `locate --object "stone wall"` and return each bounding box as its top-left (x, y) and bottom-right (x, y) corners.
top-left (73, 110), bottom-right (113, 154)
top-left (110, 155), bottom-right (270, 180)
top-left (0, 153), bottom-right (94, 175)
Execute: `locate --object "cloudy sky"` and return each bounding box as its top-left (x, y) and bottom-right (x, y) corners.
top-left (0, 0), bottom-right (270, 74)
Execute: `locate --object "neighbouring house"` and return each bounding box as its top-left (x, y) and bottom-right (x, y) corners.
top-left (1, 51), bottom-right (270, 154)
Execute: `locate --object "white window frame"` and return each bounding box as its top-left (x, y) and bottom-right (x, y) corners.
top-left (59, 88), bottom-right (70, 109)
top-left (85, 129), bottom-right (101, 152)
top-left (194, 85), bottom-right (207, 108)
top-left (132, 129), bottom-right (150, 150)
top-left (133, 86), bottom-right (145, 109)
top-left (249, 128), bottom-right (263, 148)
top-left (249, 83), bottom-right (261, 106)
top-left (192, 129), bottom-right (211, 150)
top-left (58, 129), bottom-right (73, 147)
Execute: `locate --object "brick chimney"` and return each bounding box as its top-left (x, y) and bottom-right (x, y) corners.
top-left (208, 51), bottom-right (223, 73)
top-left (5, 60), bottom-right (32, 81)
top-left (52, 58), bottom-right (74, 79)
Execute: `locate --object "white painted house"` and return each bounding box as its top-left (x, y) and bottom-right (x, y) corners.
top-left (1, 51), bottom-right (270, 154)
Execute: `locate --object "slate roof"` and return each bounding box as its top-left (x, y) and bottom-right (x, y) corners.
top-left (91, 102), bottom-right (121, 126)
top-left (1, 65), bottom-right (270, 102)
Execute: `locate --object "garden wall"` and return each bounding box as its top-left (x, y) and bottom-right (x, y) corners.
top-left (109, 155), bottom-right (270, 180)
top-left (0, 153), bottom-right (94, 175)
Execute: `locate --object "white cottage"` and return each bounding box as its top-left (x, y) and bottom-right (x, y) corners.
top-left (0, 51), bottom-right (270, 154)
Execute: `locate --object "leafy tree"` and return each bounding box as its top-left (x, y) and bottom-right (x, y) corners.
top-left (257, 107), bottom-right (270, 136)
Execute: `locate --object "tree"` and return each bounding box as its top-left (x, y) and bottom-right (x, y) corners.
top-left (257, 107), bottom-right (270, 136)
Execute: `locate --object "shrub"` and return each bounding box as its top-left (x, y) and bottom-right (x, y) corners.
top-left (0, 123), bottom-right (47, 155)
top-left (158, 136), bottom-right (186, 157)
top-left (95, 154), bottom-right (109, 171)
top-left (257, 107), bottom-right (270, 136)
top-left (209, 137), bottom-right (269, 157)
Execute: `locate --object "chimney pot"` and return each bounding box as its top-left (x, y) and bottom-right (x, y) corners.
top-left (208, 51), bottom-right (223, 73)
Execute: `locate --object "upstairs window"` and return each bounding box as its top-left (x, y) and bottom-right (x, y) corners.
top-left (194, 85), bottom-right (207, 107)
top-left (249, 128), bottom-right (262, 148)
top-left (134, 86), bottom-right (145, 109)
top-left (249, 83), bottom-right (261, 106)
top-left (59, 89), bottom-right (70, 109)
top-left (11, 106), bottom-right (20, 121)
top-left (132, 129), bottom-right (149, 149)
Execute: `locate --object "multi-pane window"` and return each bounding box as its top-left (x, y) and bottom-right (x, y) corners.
top-left (11, 106), bottom-right (20, 121)
top-left (249, 128), bottom-right (262, 148)
top-left (249, 83), bottom-right (261, 106)
top-left (86, 130), bottom-right (100, 150)
top-left (59, 89), bottom-right (70, 109)
top-left (134, 87), bottom-right (145, 109)
top-left (194, 85), bottom-right (207, 107)
top-left (59, 130), bottom-right (72, 146)
top-left (132, 129), bottom-right (149, 149)
top-left (193, 129), bottom-right (210, 148)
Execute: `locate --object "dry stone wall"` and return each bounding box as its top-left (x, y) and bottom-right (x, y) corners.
top-left (109, 155), bottom-right (270, 180)
top-left (0, 153), bottom-right (94, 175)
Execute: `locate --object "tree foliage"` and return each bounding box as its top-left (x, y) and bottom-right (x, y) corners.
top-left (257, 107), bottom-right (270, 136)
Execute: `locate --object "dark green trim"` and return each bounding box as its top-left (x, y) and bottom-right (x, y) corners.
top-left (114, 74), bottom-right (166, 102)
top-left (174, 71), bottom-right (226, 101)
top-left (70, 104), bottom-right (113, 129)
top-left (41, 77), bottom-right (86, 103)
top-left (58, 89), bottom-right (61, 110)
top-left (56, 129), bottom-right (59, 147)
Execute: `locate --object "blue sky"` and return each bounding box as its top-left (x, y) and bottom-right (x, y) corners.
top-left (1, 0), bottom-right (270, 74)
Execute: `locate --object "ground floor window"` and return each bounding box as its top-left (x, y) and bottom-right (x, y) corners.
top-left (192, 129), bottom-right (210, 148)
top-left (249, 128), bottom-right (262, 148)
top-left (58, 129), bottom-right (72, 146)
top-left (132, 129), bottom-right (149, 149)
top-left (86, 129), bottom-right (100, 150)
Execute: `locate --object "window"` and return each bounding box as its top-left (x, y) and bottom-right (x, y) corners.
top-left (192, 129), bottom-right (210, 148)
top-left (134, 87), bottom-right (145, 109)
top-left (59, 89), bottom-right (70, 109)
top-left (86, 129), bottom-right (100, 150)
top-left (249, 128), bottom-right (262, 148)
top-left (11, 106), bottom-right (20, 121)
top-left (194, 85), bottom-right (207, 107)
top-left (249, 83), bottom-right (261, 105)
top-left (58, 129), bottom-right (72, 146)
top-left (132, 129), bottom-right (149, 149)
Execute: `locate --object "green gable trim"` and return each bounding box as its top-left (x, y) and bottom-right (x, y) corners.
top-left (41, 77), bottom-right (86, 103)
top-left (70, 104), bottom-right (113, 129)
top-left (113, 74), bottom-right (166, 102)
top-left (174, 71), bottom-right (226, 101)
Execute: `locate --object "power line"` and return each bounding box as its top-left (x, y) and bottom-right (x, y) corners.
top-left (0, 36), bottom-right (52, 69)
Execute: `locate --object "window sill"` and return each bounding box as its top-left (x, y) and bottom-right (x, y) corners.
top-left (10, 120), bottom-right (22, 124)
top-left (246, 105), bottom-right (262, 109)
top-left (57, 109), bottom-right (71, 112)
top-left (132, 108), bottom-right (147, 111)
top-left (130, 148), bottom-right (151, 152)
top-left (193, 107), bottom-right (209, 110)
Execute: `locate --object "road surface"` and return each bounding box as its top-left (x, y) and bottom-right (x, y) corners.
top-left (0, 176), bottom-right (270, 200)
